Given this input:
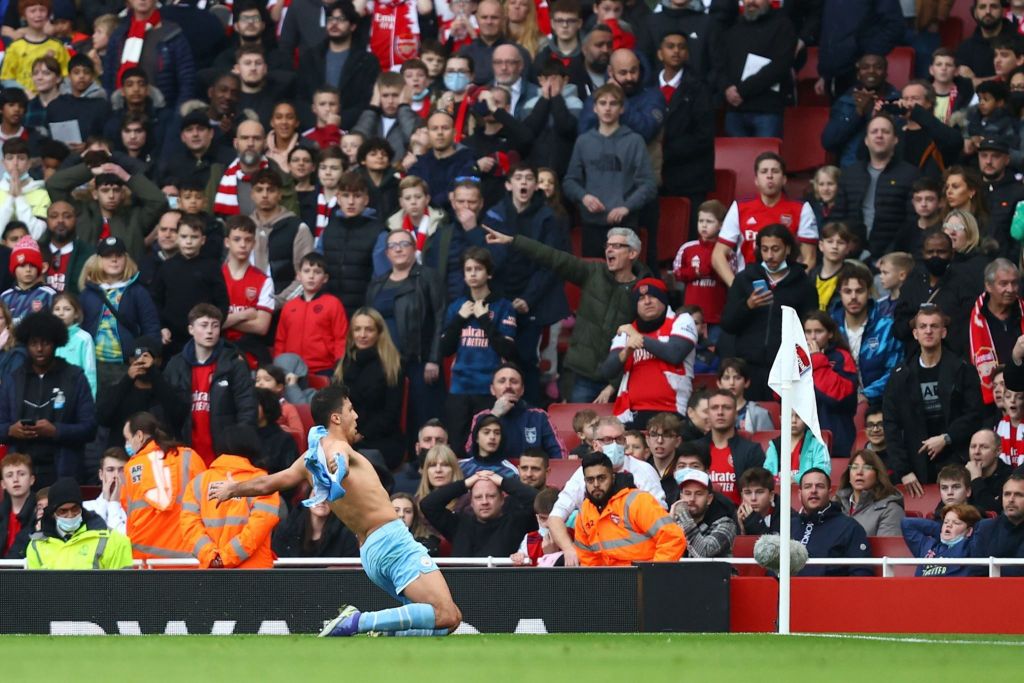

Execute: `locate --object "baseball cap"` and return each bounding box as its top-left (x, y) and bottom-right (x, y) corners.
top-left (130, 335), bottom-right (161, 358)
top-left (180, 108), bottom-right (214, 132)
top-left (673, 467), bottom-right (710, 489)
top-left (96, 236), bottom-right (127, 257)
top-left (978, 137), bottom-right (1010, 154)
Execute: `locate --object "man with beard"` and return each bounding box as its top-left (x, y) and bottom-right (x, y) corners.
top-left (233, 46), bottom-right (296, 128)
top-left (573, 451), bottom-right (685, 566)
top-left (37, 200), bottom-right (94, 295)
top-left (211, 120), bottom-right (298, 218)
top-left (978, 138), bottom-right (1024, 258)
top-left (971, 472), bottom-right (1024, 575)
top-left (577, 49), bottom-right (665, 144)
top-left (792, 468), bottom-right (872, 577)
top-left (599, 278), bottom-right (697, 430)
top-left (296, 1), bottom-right (380, 130)
top-left (209, 1), bottom-right (290, 75)
top-left (967, 259), bottom-right (1024, 407)
top-left (490, 44), bottom-right (539, 120)
top-left (465, 364), bottom-right (564, 460)
top-left (670, 468), bottom-right (737, 558)
top-left (821, 54), bottom-right (900, 168)
top-left (719, 0), bottom-right (795, 139)
top-left (957, 0), bottom-right (1016, 85)
top-left (568, 24), bottom-right (613, 98)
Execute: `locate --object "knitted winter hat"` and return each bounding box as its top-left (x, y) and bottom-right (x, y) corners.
top-left (9, 235), bottom-right (42, 275)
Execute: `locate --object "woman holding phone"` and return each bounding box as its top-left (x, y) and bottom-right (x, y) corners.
top-left (720, 224), bottom-right (818, 400)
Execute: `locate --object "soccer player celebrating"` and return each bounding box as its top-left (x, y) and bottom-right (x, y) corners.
top-left (210, 384), bottom-right (462, 637)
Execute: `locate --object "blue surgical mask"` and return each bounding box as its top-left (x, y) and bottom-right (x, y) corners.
top-left (941, 533), bottom-right (967, 547)
top-left (412, 87), bottom-right (431, 102)
top-left (763, 261), bottom-right (788, 275)
top-left (443, 72), bottom-right (470, 94)
top-left (602, 442), bottom-right (626, 469)
top-left (56, 514), bottom-right (82, 536)
top-left (125, 441), bottom-right (136, 457)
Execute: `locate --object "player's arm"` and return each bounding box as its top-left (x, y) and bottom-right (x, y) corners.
top-left (210, 455), bottom-right (306, 502)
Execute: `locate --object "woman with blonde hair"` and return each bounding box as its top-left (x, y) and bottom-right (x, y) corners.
top-left (943, 207), bottom-right (990, 285)
top-left (506, 0), bottom-right (548, 58)
top-left (78, 237), bottom-right (160, 394)
top-left (415, 444), bottom-right (464, 505)
top-left (332, 307), bottom-right (405, 469)
top-left (836, 449), bottom-right (905, 536)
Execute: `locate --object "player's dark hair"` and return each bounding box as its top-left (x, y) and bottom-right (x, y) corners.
top-left (311, 384), bottom-right (352, 427)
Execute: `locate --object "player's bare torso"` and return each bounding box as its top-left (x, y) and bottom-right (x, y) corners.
top-left (316, 436), bottom-right (397, 545)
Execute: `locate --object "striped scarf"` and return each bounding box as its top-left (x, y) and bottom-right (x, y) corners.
top-left (214, 157), bottom-right (269, 216)
top-left (315, 191), bottom-right (337, 238)
top-left (117, 10), bottom-right (162, 88)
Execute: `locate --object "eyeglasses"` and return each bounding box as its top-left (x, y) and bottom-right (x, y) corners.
top-left (387, 241), bottom-right (415, 251)
top-left (596, 436), bottom-right (626, 445)
top-left (326, 15), bottom-right (349, 24)
top-left (849, 464), bottom-right (876, 472)
top-left (865, 422), bottom-right (884, 431)
top-left (552, 17), bottom-right (581, 25)
top-left (606, 242), bottom-right (631, 250)
top-left (237, 15), bottom-right (263, 24)
top-left (647, 432), bottom-right (677, 441)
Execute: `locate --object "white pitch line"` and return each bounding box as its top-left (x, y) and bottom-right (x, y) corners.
top-left (789, 633), bottom-right (1024, 647)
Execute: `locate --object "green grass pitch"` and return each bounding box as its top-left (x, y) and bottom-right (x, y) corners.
top-left (2, 633), bottom-right (1022, 682)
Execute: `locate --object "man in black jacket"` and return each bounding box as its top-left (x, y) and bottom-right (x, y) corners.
top-left (296, 1), bottom-right (381, 130)
top-left (834, 113), bottom-right (920, 259)
top-left (694, 390), bottom-right (765, 504)
top-left (635, 0), bottom-right (721, 87)
top-left (719, 0), bottom-right (795, 139)
top-left (163, 304), bottom-right (258, 465)
top-left (894, 80), bottom-right (963, 179)
top-left (0, 453), bottom-right (35, 557)
top-left (967, 429), bottom-right (1014, 516)
top-left (320, 171), bottom-right (386, 312)
top-left (979, 137), bottom-right (1024, 259)
top-left (971, 473), bottom-right (1024, 576)
top-left (956, 0), bottom-right (1015, 85)
top-left (793, 468), bottom-right (872, 577)
top-left (95, 337), bottom-right (178, 451)
top-left (659, 31), bottom-right (714, 220)
top-left (883, 304), bottom-right (983, 497)
top-left (420, 469), bottom-right (538, 557)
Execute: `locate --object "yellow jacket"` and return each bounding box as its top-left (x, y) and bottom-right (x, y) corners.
top-left (26, 525), bottom-right (133, 570)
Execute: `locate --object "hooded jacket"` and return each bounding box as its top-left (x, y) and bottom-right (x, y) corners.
top-left (318, 212), bottom-right (386, 313)
top-left (26, 509), bottom-right (132, 569)
top-left (563, 124), bottom-right (656, 227)
top-left (792, 503), bottom-right (873, 576)
top-left (837, 487), bottom-right (906, 537)
top-left (80, 276), bottom-right (162, 364)
top-left (830, 298), bottom-right (903, 404)
top-left (465, 399), bottom-right (565, 463)
top-left (420, 477), bottom-right (539, 557)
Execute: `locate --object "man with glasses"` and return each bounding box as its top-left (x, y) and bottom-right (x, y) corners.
top-left (862, 407), bottom-right (889, 464)
top-left (490, 44), bottom-right (538, 119)
top-left (542, 416), bottom-right (665, 566)
top-left (458, 0), bottom-right (529, 85)
top-left (210, 1), bottom-right (290, 73)
top-left (884, 304), bottom-right (983, 498)
top-left (534, 0), bottom-right (583, 73)
top-left (692, 390), bottom-right (764, 506)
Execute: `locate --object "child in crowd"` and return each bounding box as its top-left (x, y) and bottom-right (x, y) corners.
top-left (895, 177), bottom-right (942, 258)
top-left (806, 165), bottom-right (839, 230)
top-left (288, 146), bottom-right (319, 231)
top-left (273, 252), bottom-right (348, 376)
top-left (315, 146), bottom-right (347, 241)
top-left (340, 131), bottom-right (365, 168)
top-left (222, 216), bottom-right (274, 368)
top-left (254, 364), bottom-right (304, 437)
top-left (875, 251), bottom-right (913, 317)
top-left (812, 221), bottom-right (853, 311)
top-left (178, 179), bottom-right (224, 261)
top-left (0, 138), bottom-right (48, 239)
top-left (736, 467), bottom-right (779, 536)
top-left (901, 503), bottom-right (982, 577)
top-left (511, 487), bottom-right (563, 567)
top-left (303, 87), bottom-right (343, 150)
top-left (625, 429), bottom-right (650, 461)
top-left (440, 247), bottom-right (518, 455)
top-left (569, 407), bottom-right (599, 458)
top-left (679, 304), bottom-right (718, 374)
top-left (402, 59), bottom-right (433, 120)
top-left (419, 40), bottom-right (447, 90)
top-left (674, 199), bottom-right (728, 331)
top-left (936, 464), bottom-right (972, 520)
top-left (1, 235), bottom-right (54, 326)
top-left (803, 310), bottom-right (858, 458)
top-left (0, 452), bottom-right (35, 557)
top-left (379, 175), bottom-right (445, 273)
top-left (996, 389), bottom-right (1024, 467)
top-left (0, 0), bottom-right (69, 92)
top-left (594, 0), bottom-right (635, 50)
top-left (717, 358), bottom-right (774, 432)
top-left (3, 221), bottom-right (28, 246)
top-left (764, 412), bottom-right (831, 481)
top-left (52, 292), bottom-right (97, 398)
top-left (964, 80), bottom-right (1018, 155)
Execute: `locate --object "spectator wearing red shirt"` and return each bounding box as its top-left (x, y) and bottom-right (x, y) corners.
top-left (673, 199), bottom-right (728, 325)
top-left (221, 216), bottom-right (275, 369)
top-left (692, 389), bottom-right (765, 505)
top-left (711, 152), bottom-right (818, 288)
top-left (0, 452), bottom-right (35, 557)
top-left (163, 304), bottom-right (258, 466)
top-left (273, 252), bottom-right (348, 376)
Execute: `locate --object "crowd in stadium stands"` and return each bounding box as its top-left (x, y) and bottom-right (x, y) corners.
top-left (4, 0), bottom-right (1024, 575)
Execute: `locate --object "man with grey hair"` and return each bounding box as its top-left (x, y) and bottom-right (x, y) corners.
top-left (483, 225), bottom-right (650, 402)
top-left (490, 44), bottom-right (538, 119)
top-left (542, 415), bottom-right (666, 566)
top-left (969, 257), bottom-right (1024, 407)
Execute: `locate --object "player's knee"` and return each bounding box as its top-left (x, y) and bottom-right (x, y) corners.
top-left (435, 602), bottom-right (461, 631)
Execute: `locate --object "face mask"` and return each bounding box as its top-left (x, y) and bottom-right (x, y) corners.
top-left (924, 256), bottom-right (950, 277)
top-left (125, 441), bottom-right (136, 457)
top-left (762, 261), bottom-right (787, 275)
top-left (56, 514), bottom-right (82, 536)
top-left (941, 533), bottom-right (967, 547)
top-left (443, 72), bottom-right (470, 94)
top-left (602, 442), bottom-right (626, 469)
top-left (412, 87), bottom-right (431, 102)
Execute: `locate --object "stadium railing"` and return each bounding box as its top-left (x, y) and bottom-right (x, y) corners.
top-left (0, 557), bottom-right (516, 570)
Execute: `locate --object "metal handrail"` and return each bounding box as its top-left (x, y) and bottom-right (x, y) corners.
top-left (0, 557), bottom-right (517, 569)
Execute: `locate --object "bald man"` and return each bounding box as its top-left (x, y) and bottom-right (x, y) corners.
top-left (211, 119), bottom-right (298, 217)
top-left (457, 0), bottom-right (532, 85)
top-left (967, 429), bottom-right (1013, 515)
top-left (491, 44), bottom-right (540, 118)
top-left (577, 48), bottom-right (665, 143)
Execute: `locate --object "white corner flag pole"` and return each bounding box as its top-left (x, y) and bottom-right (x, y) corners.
top-left (768, 305), bottom-right (822, 636)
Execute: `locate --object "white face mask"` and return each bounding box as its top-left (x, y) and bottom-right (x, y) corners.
top-left (602, 442), bottom-right (626, 469)
top-left (55, 514), bottom-right (82, 536)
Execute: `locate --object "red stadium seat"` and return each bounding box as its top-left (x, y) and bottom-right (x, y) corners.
top-left (886, 46), bottom-right (915, 91)
top-left (81, 485), bottom-right (101, 500)
top-left (740, 430), bottom-right (780, 454)
top-left (708, 168), bottom-right (737, 206)
top-left (752, 401), bottom-right (781, 429)
top-left (657, 196), bottom-right (691, 264)
top-left (852, 430), bottom-right (869, 453)
top-left (949, 0), bottom-right (975, 28)
top-left (693, 373), bottom-right (718, 391)
top-left (295, 402), bottom-right (314, 436)
top-left (714, 137), bottom-right (782, 201)
top-left (732, 535), bottom-right (768, 576)
top-left (868, 536), bottom-right (916, 577)
top-left (830, 457), bottom-right (849, 483)
top-left (781, 107), bottom-right (831, 172)
top-left (546, 458), bottom-right (580, 489)
top-left (820, 429), bottom-right (833, 455)
top-left (899, 483), bottom-right (942, 519)
top-left (939, 17), bottom-right (964, 49)
top-left (307, 373), bottom-right (330, 389)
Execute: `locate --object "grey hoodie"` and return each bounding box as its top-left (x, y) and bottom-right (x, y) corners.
top-left (562, 123), bottom-right (656, 226)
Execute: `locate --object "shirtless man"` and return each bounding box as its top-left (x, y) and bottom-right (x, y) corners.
top-left (209, 384), bottom-right (462, 637)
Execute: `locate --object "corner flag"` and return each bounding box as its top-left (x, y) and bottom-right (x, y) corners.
top-left (767, 306), bottom-right (822, 444)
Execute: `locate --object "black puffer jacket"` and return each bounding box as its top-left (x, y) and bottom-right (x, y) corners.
top-left (834, 158), bottom-right (920, 258)
top-left (320, 213), bottom-right (386, 313)
top-left (366, 264), bottom-right (446, 365)
top-left (662, 71), bottom-right (715, 195)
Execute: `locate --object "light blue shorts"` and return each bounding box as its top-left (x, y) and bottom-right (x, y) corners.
top-left (360, 519), bottom-right (438, 602)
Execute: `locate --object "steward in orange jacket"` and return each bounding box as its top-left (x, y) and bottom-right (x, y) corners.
top-left (574, 456), bottom-right (686, 566)
top-left (181, 449), bottom-right (281, 569)
top-left (122, 432), bottom-right (206, 561)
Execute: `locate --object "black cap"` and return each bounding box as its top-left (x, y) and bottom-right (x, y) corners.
top-left (47, 477), bottom-right (83, 513)
top-left (130, 335), bottom-right (161, 358)
top-left (180, 108), bottom-right (213, 132)
top-left (978, 137), bottom-right (1010, 154)
top-left (96, 236), bottom-right (127, 257)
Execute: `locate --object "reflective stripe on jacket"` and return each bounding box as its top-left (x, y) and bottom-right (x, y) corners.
top-left (180, 454), bottom-right (281, 568)
top-left (574, 487), bottom-right (686, 566)
top-left (122, 441), bottom-right (207, 560)
top-left (26, 526), bottom-right (133, 569)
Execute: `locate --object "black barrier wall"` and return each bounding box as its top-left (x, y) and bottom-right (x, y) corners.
top-left (0, 565), bottom-right (730, 634)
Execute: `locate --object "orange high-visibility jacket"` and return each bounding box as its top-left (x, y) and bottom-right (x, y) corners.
top-left (180, 454), bottom-right (281, 568)
top-left (574, 487), bottom-right (686, 566)
top-left (122, 441), bottom-right (207, 560)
